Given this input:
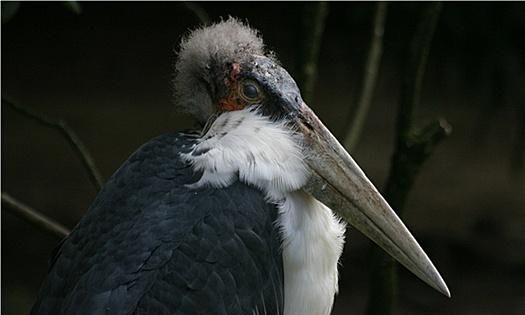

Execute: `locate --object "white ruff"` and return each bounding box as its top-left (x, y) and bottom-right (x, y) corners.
top-left (182, 108), bottom-right (346, 315)
top-left (181, 108), bottom-right (307, 200)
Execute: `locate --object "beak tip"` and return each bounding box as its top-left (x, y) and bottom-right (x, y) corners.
top-left (439, 280), bottom-right (451, 298)
top-left (436, 281), bottom-right (451, 298)
top-left (428, 267), bottom-right (451, 298)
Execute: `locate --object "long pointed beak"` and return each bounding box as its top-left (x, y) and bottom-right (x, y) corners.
top-left (296, 104), bottom-right (450, 297)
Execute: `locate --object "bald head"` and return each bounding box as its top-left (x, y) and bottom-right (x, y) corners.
top-left (174, 18), bottom-right (274, 123)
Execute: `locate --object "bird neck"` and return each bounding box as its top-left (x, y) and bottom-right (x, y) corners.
top-left (182, 108), bottom-right (346, 315)
top-left (278, 190), bottom-right (346, 315)
top-left (181, 107), bottom-right (307, 200)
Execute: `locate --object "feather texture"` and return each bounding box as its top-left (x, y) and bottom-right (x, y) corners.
top-left (30, 133), bottom-right (284, 315)
top-left (183, 109), bottom-right (345, 315)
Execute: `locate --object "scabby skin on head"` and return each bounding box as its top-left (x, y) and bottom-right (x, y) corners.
top-left (173, 18), bottom-right (274, 123)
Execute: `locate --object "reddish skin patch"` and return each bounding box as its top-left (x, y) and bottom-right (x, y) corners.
top-left (219, 97), bottom-right (244, 111)
top-left (219, 63), bottom-right (245, 111)
top-left (230, 63), bottom-right (241, 81)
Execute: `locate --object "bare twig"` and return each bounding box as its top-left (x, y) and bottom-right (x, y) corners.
top-left (183, 2), bottom-right (210, 25)
top-left (63, 1), bottom-right (82, 15)
top-left (365, 3), bottom-right (447, 315)
top-left (296, 2), bottom-right (329, 103)
top-left (2, 1), bottom-right (20, 24)
top-left (3, 98), bottom-right (104, 191)
top-left (396, 3), bottom-right (443, 143)
top-left (344, 2), bottom-right (388, 152)
top-left (384, 118), bottom-right (451, 211)
top-left (2, 192), bottom-right (70, 239)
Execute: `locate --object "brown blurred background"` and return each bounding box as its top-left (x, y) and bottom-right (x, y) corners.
top-left (2, 2), bottom-right (524, 315)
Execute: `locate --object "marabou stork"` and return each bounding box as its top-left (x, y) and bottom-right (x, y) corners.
top-left (31, 18), bottom-right (449, 315)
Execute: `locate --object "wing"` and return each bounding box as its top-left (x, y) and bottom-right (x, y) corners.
top-left (30, 133), bottom-right (284, 315)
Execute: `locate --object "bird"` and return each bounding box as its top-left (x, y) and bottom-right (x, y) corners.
top-left (30, 18), bottom-right (449, 315)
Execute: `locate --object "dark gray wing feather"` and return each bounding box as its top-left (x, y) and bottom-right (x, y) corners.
top-left (30, 133), bottom-right (284, 315)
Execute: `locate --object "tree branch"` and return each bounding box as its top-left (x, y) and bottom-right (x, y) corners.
top-left (2, 192), bottom-right (70, 239)
top-left (384, 118), bottom-right (452, 213)
top-left (296, 2), bottom-right (329, 103)
top-left (344, 2), bottom-right (388, 152)
top-left (396, 3), bottom-right (443, 144)
top-left (3, 98), bottom-right (104, 191)
top-left (365, 3), bottom-right (447, 315)
top-left (182, 2), bottom-right (210, 25)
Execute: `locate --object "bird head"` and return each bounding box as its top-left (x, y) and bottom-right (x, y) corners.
top-left (174, 19), bottom-right (302, 123)
top-left (174, 18), bottom-right (449, 297)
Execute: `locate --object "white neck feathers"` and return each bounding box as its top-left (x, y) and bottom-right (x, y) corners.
top-left (181, 108), bottom-right (307, 200)
top-left (182, 108), bottom-right (345, 315)
top-left (278, 191), bottom-right (345, 315)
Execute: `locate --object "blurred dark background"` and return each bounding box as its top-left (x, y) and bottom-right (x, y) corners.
top-left (2, 2), bottom-right (524, 315)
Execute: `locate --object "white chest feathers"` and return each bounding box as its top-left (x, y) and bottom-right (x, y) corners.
top-left (279, 191), bottom-right (346, 315)
top-left (182, 108), bottom-right (346, 315)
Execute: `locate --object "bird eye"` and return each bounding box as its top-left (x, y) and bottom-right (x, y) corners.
top-left (239, 80), bottom-right (263, 102)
